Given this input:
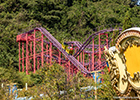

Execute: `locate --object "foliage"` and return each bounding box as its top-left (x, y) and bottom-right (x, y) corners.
top-left (1, 0), bottom-right (140, 99)
top-left (0, 86), bottom-right (14, 100)
top-left (17, 72), bottom-right (41, 88)
top-left (122, 9), bottom-right (133, 31)
top-left (0, 64), bottom-right (121, 99)
top-left (0, 63), bottom-right (94, 99)
top-left (16, 65), bottom-right (117, 100)
top-left (0, 66), bottom-right (42, 89)
top-left (0, 67), bottom-right (19, 83)
top-left (17, 63), bottom-right (94, 100)
top-left (1, 0), bottom-right (140, 69)
top-left (97, 67), bottom-right (117, 100)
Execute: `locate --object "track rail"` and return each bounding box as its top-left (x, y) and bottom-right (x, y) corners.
top-left (74, 28), bottom-right (122, 58)
top-left (37, 27), bottom-right (90, 74)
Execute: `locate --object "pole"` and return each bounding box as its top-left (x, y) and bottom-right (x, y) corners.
top-left (33, 30), bottom-right (36, 73)
top-left (1, 83), bottom-right (3, 88)
top-left (92, 39), bottom-right (94, 71)
top-left (58, 50), bottom-right (61, 65)
top-left (19, 42), bottom-right (21, 72)
top-left (99, 33), bottom-right (101, 69)
top-left (91, 70), bottom-right (102, 100)
top-left (46, 44), bottom-right (48, 64)
top-left (22, 42), bottom-right (24, 72)
top-left (49, 42), bottom-right (52, 64)
top-left (26, 34), bottom-right (29, 74)
top-left (30, 42), bottom-right (33, 71)
top-left (68, 61), bottom-right (70, 80)
top-left (25, 83), bottom-right (28, 90)
top-left (83, 50), bottom-right (84, 67)
top-left (41, 34), bottom-right (44, 67)
top-left (37, 58), bottom-right (39, 70)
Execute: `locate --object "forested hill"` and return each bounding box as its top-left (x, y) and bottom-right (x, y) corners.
top-left (0, 0), bottom-right (140, 69)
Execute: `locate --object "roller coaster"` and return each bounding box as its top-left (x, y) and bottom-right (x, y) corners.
top-left (16, 27), bottom-right (122, 75)
top-left (17, 25), bottom-right (140, 97)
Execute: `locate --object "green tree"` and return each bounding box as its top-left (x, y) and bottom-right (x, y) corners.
top-left (97, 68), bottom-right (117, 99)
top-left (122, 10), bottom-right (133, 31)
top-left (35, 63), bottom-right (94, 99)
top-left (17, 63), bottom-right (94, 99)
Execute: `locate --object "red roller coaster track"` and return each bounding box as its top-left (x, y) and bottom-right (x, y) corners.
top-left (16, 27), bottom-right (122, 76)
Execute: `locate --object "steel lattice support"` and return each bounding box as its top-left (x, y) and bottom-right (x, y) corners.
top-left (91, 38), bottom-right (94, 71)
top-left (17, 27), bottom-right (119, 76)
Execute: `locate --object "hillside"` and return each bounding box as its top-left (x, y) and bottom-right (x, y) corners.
top-left (1, 0), bottom-right (140, 69)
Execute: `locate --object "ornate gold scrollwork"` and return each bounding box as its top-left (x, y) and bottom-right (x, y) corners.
top-left (105, 27), bottom-right (140, 97)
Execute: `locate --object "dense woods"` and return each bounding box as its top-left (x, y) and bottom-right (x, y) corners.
top-left (1, 0), bottom-right (140, 69)
top-left (0, 0), bottom-right (140, 99)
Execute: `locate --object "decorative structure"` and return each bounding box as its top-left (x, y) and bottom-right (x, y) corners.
top-left (16, 27), bottom-right (122, 77)
top-left (104, 27), bottom-right (140, 97)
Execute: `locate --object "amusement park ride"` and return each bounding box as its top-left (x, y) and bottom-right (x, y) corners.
top-left (16, 26), bottom-right (140, 98)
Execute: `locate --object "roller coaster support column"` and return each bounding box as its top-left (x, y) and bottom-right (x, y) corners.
top-left (30, 41), bottom-right (33, 71)
top-left (78, 49), bottom-right (79, 62)
top-left (22, 42), bottom-right (24, 72)
top-left (88, 54), bottom-right (91, 71)
top-left (58, 50), bottom-right (61, 65)
top-left (41, 34), bottom-right (44, 67)
top-left (33, 30), bottom-right (36, 73)
top-left (29, 41), bottom-right (33, 71)
top-left (99, 33), bottom-right (101, 69)
top-left (19, 42), bottom-right (20, 72)
top-left (80, 51), bottom-right (82, 62)
top-left (68, 61), bottom-right (70, 80)
top-left (46, 44), bottom-right (48, 64)
top-left (49, 42), bottom-right (52, 64)
top-left (37, 58), bottom-right (39, 70)
top-left (92, 38), bottom-right (94, 71)
top-left (106, 34), bottom-right (108, 49)
top-left (83, 50), bottom-right (84, 66)
top-left (26, 33), bottom-right (29, 74)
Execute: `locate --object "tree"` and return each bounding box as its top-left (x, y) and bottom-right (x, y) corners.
top-left (97, 67), bottom-right (117, 100)
top-left (122, 10), bottom-right (133, 31)
top-left (17, 63), bottom-right (95, 99)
